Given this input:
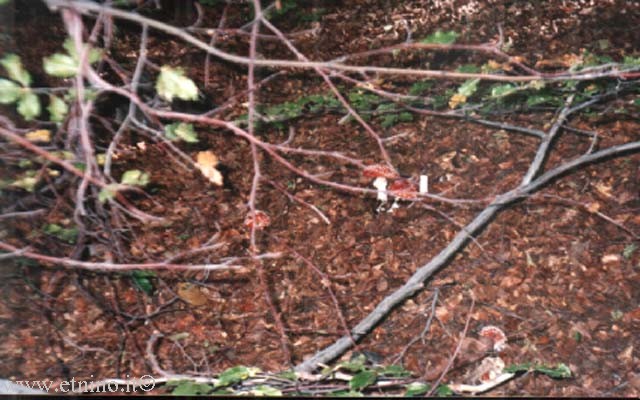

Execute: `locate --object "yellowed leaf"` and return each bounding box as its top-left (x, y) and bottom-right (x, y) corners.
top-left (438, 150), bottom-right (458, 170)
top-left (177, 282), bottom-right (209, 306)
top-left (449, 93), bottom-right (467, 109)
top-left (586, 202), bottom-right (601, 213)
top-left (195, 150), bottom-right (223, 186)
top-left (594, 182), bottom-right (613, 198)
top-left (486, 60), bottom-right (502, 70)
top-left (95, 153), bottom-right (106, 166)
top-left (25, 129), bottom-right (51, 143)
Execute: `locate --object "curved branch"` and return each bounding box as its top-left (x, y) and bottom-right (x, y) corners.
top-left (0, 239), bottom-right (271, 272)
top-left (43, 0), bottom-right (639, 83)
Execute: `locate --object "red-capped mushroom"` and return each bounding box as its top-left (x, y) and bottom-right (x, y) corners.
top-left (388, 179), bottom-right (418, 199)
top-left (479, 325), bottom-right (507, 352)
top-left (244, 210), bottom-right (271, 230)
top-left (362, 164), bottom-right (399, 179)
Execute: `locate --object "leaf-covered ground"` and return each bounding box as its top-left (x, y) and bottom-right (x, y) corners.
top-left (0, 0), bottom-right (639, 396)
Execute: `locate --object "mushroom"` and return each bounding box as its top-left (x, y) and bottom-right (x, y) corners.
top-left (362, 164), bottom-right (399, 179)
top-left (362, 164), bottom-right (399, 205)
top-left (244, 210), bottom-right (271, 230)
top-left (479, 325), bottom-right (507, 352)
top-left (372, 176), bottom-right (389, 203)
top-left (388, 179), bottom-right (418, 199)
top-left (385, 179), bottom-right (418, 212)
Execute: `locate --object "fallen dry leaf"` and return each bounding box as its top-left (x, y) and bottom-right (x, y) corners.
top-left (594, 182), bottom-right (613, 198)
top-left (618, 345), bottom-right (633, 363)
top-left (457, 337), bottom-right (490, 365)
top-left (196, 150), bottom-right (224, 186)
top-left (177, 282), bottom-right (209, 306)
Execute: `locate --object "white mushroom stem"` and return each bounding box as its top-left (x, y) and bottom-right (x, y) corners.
top-left (419, 174), bottom-right (429, 194)
top-left (373, 177), bottom-right (388, 202)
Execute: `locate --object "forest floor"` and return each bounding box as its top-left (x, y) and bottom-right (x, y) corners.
top-left (0, 0), bottom-right (639, 396)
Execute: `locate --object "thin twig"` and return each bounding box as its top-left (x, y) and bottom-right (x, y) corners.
top-left (426, 293), bottom-right (475, 395)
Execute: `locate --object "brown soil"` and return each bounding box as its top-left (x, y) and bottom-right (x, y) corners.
top-left (0, 0), bottom-right (639, 396)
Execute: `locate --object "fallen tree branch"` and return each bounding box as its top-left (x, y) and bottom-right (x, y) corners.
top-left (295, 130), bottom-right (640, 372)
top-left (0, 240), bottom-right (281, 272)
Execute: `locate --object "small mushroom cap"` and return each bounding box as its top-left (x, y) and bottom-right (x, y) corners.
top-left (388, 179), bottom-right (418, 199)
top-left (363, 164), bottom-right (399, 179)
top-left (479, 325), bottom-right (507, 352)
top-left (244, 210), bottom-right (271, 229)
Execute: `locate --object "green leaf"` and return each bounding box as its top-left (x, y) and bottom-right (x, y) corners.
top-left (43, 53), bottom-right (78, 77)
top-left (0, 54), bottom-right (31, 87)
top-left (18, 159), bottom-right (32, 168)
top-left (633, 98), bottom-right (640, 107)
top-left (339, 353), bottom-right (367, 372)
top-left (505, 362), bottom-right (572, 379)
top-left (623, 56), bottom-right (640, 66)
top-left (380, 114), bottom-right (398, 129)
top-left (165, 122), bottom-right (198, 143)
top-left (65, 88), bottom-right (99, 102)
top-left (534, 363), bottom-right (572, 379)
top-left (276, 370), bottom-right (298, 381)
top-left (331, 390), bottom-right (364, 397)
top-left (436, 384), bottom-right (454, 397)
top-left (170, 381), bottom-right (213, 395)
top-left (0, 0), bottom-right (10, 6)
top-left (527, 94), bottom-right (558, 107)
top-left (43, 223), bottom-right (78, 244)
top-left (490, 83), bottom-right (517, 98)
top-left (408, 80), bottom-right (433, 95)
top-left (216, 366), bottom-right (260, 388)
top-left (120, 170), bottom-right (149, 186)
top-left (504, 362), bottom-right (532, 373)
top-left (251, 385), bottom-right (282, 396)
top-left (398, 112), bottom-right (413, 122)
top-left (211, 388), bottom-right (234, 395)
top-left (596, 39), bottom-right (610, 50)
top-left (377, 364), bottom-right (411, 377)
top-left (457, 78), bottom-right (480, 97)
top-left (421, 30), bottom-right (459, 45)
top-left (48, 95), bottom-right (68, 123)
top-left (456, 64), bottom-right (481, 73)
top-left (17, 91), bottom-right (41, 121)
top-left (623, 243), bottom-right (637, 259)
top-left (62, 38), bottom-right (102, 65)
top-left (156, 66), bottom-right (199, 102)
top-left (132, 270), bottom-right (155, 295)
top-left (405, 382), bottom-right (430, 396)
top-left (0, 79), bottom-right (21, 104)
top-left (349, 370), bottom-right (377, 391)
top-left (572, 330), bottom-right (583, 342)
top-left (98, 184), bottom-right (118, 203)
top-left (11, 172), bottom-right (38, 192)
